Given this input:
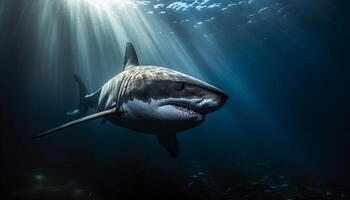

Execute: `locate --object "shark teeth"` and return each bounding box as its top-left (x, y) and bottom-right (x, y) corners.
top-left (171, 104), bottom-right (201, 116)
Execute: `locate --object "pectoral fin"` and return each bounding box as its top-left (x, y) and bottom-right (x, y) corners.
top-left (157, 134), bottom-right (179, 157)
top-left (32, 108), bottom-right (116, 139)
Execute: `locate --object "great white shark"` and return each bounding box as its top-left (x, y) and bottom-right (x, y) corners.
top-left (33, 42), bottom-right (228, 157)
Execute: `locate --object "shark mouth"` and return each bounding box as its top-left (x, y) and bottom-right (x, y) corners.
top-left (170, 103), bottom-right (204, 118)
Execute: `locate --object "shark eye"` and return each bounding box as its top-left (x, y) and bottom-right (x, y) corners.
top-left (176, 82), bottom-right (185, 91)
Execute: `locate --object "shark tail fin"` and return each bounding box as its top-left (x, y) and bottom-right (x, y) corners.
top-left (32, 108), bottom-right (116, 139)
top-left (67, 74), bottom-right (90, 116)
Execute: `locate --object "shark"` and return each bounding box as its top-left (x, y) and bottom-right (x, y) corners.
top-left (33, 42), bottom-right (228, 157)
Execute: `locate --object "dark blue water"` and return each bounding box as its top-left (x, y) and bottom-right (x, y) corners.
top-left (0, 0), bottom-right (348, 199)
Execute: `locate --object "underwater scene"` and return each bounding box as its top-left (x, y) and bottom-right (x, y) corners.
top-left (0, 0), bottom-right (348, 199)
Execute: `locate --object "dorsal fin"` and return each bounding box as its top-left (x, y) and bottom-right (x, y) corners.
top-left (123, 42), bottom-right (139, 70)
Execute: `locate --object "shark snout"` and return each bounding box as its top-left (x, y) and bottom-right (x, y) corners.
top-left (197, 90), bottom-right (228, 114)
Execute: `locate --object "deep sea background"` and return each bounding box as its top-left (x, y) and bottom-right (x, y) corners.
top-left (0, 0), bottom-right (348, 199)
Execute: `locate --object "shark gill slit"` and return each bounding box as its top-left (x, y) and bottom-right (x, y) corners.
top-left (120, 72), bottom-right (134, 106)
top-left (117, 71), bottom-right (132, 110)
top-left (115, 73), bottom-right (129, 110)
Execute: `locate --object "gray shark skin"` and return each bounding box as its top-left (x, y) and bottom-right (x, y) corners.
top-left (34, 42), bottom-right (228, 157)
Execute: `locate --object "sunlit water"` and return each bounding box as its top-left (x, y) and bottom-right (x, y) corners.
top-left (0, 0), bottom-right (348, 199)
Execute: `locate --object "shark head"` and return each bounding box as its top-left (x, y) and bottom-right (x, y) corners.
top-left (120, 66), bottom-right (228, 133)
